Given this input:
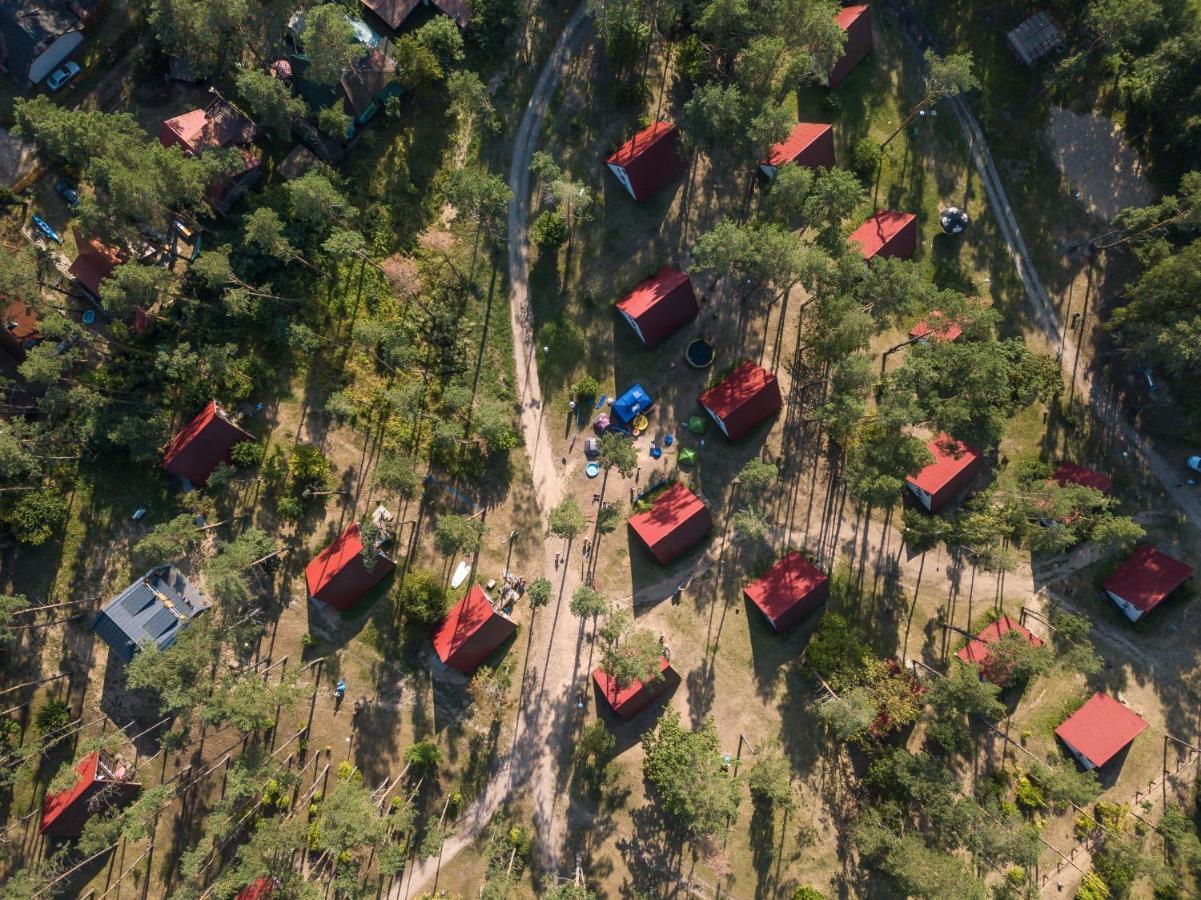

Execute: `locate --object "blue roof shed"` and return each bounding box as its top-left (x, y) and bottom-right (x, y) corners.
top-left (612, 384), bottom-right (653, 425)
top-left (93, 566), bottom-right (211, 664)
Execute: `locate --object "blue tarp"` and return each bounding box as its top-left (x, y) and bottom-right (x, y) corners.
top-left (612, 384), bottom-right (653, 424)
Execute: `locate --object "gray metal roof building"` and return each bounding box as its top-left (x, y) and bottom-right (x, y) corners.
top-left (92, 565), bottom-right (211, 663)
top-left (1008, 12), bottom-right (1065, 66)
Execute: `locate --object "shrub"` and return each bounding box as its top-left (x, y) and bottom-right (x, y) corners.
top-left (1014, 775), bottom-right (1046, 812)
top-left (850, 137), bottom-right (881, 184)
top-left (530, 209), bottom-right (569, 250)
top-left (230, 441), bottom-right (264, 468)
top-left (276, 495), bottom-right (304, 522)
top-left (7, 487), bottom-right (69, 545)
top-left (572, 375), bottom-right (600, 403)
top-left (403, 740), bottom-right (442, 770)
top-left (396, 569), bottom-right (448, 624)
top-left (34, 698), bottom-right (71, 736)
top-left (288, 445), bottom-right (331, 487)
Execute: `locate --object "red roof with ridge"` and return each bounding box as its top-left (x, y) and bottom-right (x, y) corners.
top-left (763, 122), bottom-right (835, 168)
top-left (1053, 463), bottom-right (1113, 494)
top-left (850, 210), bottom-right (917, 260)
top-left (161, 401), bottom-right (254, 486)
top-left (1103, 545), bottom-right (1193, 615)
top-left (432, 585), bottom-right (516, 673)
top-left (628, 483), bottom-right (712, 565)
top-left (606, 122), bottom-right (685, 201)
top-left (743, 551), bottom-right (829, 631)
top-left (615, 266), bottom-right (698, 347)
top-left (592, 656), bottom-right (674, 718)
top-left (956, 615), bottom-right (1044, 683)
top-left (305, 523), bottom-right (396, 611)
top-left (1055, 692), bottom-right (1147, 768)
top-left (698, 361), bottom-right (783, 441)
top-left (907, 435), bottom-right (979, 497)
top-left (910, 310), bottom-right (962, 343)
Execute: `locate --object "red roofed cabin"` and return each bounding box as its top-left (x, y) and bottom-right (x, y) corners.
top-left (161, 400), bottom-right (254, 486)
top-left (1055, 692), bottom-right (1148, 771)
top-left (760, 123), bottom-right (835, 178)
top-left (906, 435), bottom-right (980, 513)
top-left (305, 523), bottom-right (396, 611)
top-left (829, 4), bottom-right (873, 88)
top-left (68, 236), bottom-right (123, 300)
top-left (236, 878), bottom-right (278, 900)
top-left (1103, 545), bottom-right (1193, 623)
top-left (628, 483), bottom-right (712, 565)
top-left (743, 551), bottom-right (829, 632)
top-left (616, 267), bottom-right (699, 348)
top-left (0, 297), bottom-right (42, 363)
top-left (909, 311), bottom-right (962, 343)
top-left (698, 361), bottom-right (783, 441)
top-left (606, 122), bottom-right (686, 202)
top-left (956, 615), bottom-right (1044, 685)
top-left (41, 751), bottom-right (140, 838)
top-left (593, 656), bottom-right (677, 719)
top-left (432, 585), bottom-right (516, 673)
top-left (1053, 463), bottom-right (1112, 494)
top-left (159, 98), bottom-right (258, 156)
top-left (850, 210), bottom-right (918, 261)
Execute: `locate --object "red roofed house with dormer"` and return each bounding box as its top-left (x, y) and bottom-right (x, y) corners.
top-left (698, 361), bottom-right (783, 442)
top-left (905, 434), bottom-right (980, 513)
top-left (305, 522), bottom-right (396, 611)
top-left (760, 122), bottom-right (835, 178)
top-left (606, 122), bottom-right (686, 202)
top-left (615, 266), bottom-right (699, 348)
top-left (1102, 545), bottom-right (1193, 622)
top-left (850, 210), bottom-right (918, 261)
top-left (956, 615), bottom-right (1044, 685)
top-left (432, 585), bottom-right (516, 673)
top-left (743, 551), bottom-right (829, 632)
top-left (161, 400), bottom-right (254, 487)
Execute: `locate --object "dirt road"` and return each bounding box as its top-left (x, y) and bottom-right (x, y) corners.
top-left (395, 5), bottom-right (593, 894)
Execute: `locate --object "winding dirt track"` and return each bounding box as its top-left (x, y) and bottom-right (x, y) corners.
top-left (395, 6), bottom-right (593, 894)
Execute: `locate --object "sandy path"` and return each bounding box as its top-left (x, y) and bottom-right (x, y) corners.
top-left (394, 6), bottom-right (593, 894)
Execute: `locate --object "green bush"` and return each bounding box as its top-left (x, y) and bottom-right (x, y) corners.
top-left (396, 569), bottom-right (449, 624)
top-left (6, 487), bottom-right (69, 545)
top-left (850, 137), bottom-right (881, 184)
top-left (531, 209), bottom-right (569, 250)
top-left (572, 375), bottom-right (600, 403)
top-left (34, 699), bottom-right (71, 736)
top-left (1015, 775), bottom-right (1046, 812)
top-left (230, 441), bottom-right (264, 468)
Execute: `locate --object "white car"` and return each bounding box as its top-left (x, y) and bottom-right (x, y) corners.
top-left (45, 61), bottom-right (81, 92)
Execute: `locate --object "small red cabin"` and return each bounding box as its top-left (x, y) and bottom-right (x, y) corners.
top-left (616, 266), bottom-right (699, 348)
top-left (161, 400), bottom-right (254, 486)
top-left (829, 4), bottom-right (873, 88)
top-left (432, 585), bottom-right (516, 673)
top-left (41, 752), bottom-right (140, 838)
top-left (68, 236), bottom-right (123, 299)
top-left (1053, 463), bottom-right (1112, 494)
top-left (743, 551), bottom-right (829, 632)
top-left (909, 311), bottom-right (962, 343)
top-left (698, 361), bottom-right (783, 442)
top-left (305, 523), bottom-right (396, 611)
top-left (593, 656), bottom-right (676, 719)
top-left (1055, 692), bottom-right (1147, 771)
top-left (905, 434), bottom-right (980, 513)
top-left (236, 878), bottom-right (278, 900)
top-left (850, 210), bottom-right (917, 261)
top-left (0, 297), bottom-right (42, 363)
top-left (956, 615), bottom-right (1044, 685)
top-left (606, 122), bottom-right (686, 202)
top-left (628, 483), bottom-right (712, 565)
top-left (1103, 545), bottom-right (1193, 623)
top-left (760, 123), bottom-right (835, 177)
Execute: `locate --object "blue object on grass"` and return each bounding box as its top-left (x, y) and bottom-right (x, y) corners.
top-left (585, 462), bottom-right (600, 478)
top-left (81, 309), bottom-right (96, 325)
top-left (32, 215), bottom-right (61, 243)
top-left (650, 446), bottom-right (662, 459)
top-left (594, 394), bottom-right (607, 410)
top-left (612, 384), bottom-right (653, 425)
top-left (664, 434), bottom-right (674, 446)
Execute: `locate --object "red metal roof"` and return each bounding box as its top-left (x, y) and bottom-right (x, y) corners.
top-left (956, 615), bottom-right (1044, 683)
top-left (592, 656), bottom-right (673, 718)
top-left (161, 400), bottom-right (254, 486)
top-left (1055, 692), bottom-right (1148, 768)
top-left (628, 483), bottom-right (712, 565)
top-left (68, 236), bottom-right (123, 297)
top-left (615, 266), bottom-right (698, 347)
top-left (0, 296), bottom-right (42, 362)
top-left (743, 551), bottom-right (829, 631)
top-left (236, 878), bottom-right (277, 900)
top-left (1103, 545), bottom-right (1193, 615)
top-left (849, 210), bottom-right (917, 260)
top-left (432, 585), bottom-right (516, 673)
top-left (606, 122), bottom-right (685, 201)
top-left (835, 3), bottom-right (870, 30)
top-left (906, 434), bottom-right (979, 497)
top-left (698, 361), bottom-right (783, 441)
top-left (305, 523), bottom-right (396, 611)
top-left (1053, 463), bottom-right (1112, 494)
top-left (909, 310), bottom-right (962, 343)
top-left (763, 122), bottom-right (834, 167)
top-left (41, 751), bottom-right (99, 835)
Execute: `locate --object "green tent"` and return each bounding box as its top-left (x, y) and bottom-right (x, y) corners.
top-left (687, 415), bottom-right (707, 435)
top-left (679, 448), bottom-right (698, 467)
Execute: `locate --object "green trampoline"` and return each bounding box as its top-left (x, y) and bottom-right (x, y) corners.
top-left (679, 448), bottom-right (698, 466)
top-left (686, 415), bottom-right (707, 435)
